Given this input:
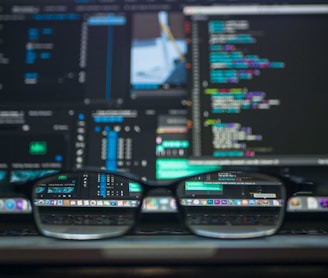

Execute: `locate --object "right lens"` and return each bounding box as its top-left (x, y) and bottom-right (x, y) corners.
top-left (32, 171), bottom-right (143, 240)
top-left (177, 171), bottom-right (285, 239)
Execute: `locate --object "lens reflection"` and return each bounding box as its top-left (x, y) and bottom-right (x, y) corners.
top-left (32, 172), bottom-right (142, 240)
top-left (177, 171), bottom-right (285, 239)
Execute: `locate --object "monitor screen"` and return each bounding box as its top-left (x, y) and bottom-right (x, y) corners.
top-left (0, 0), bottom-right (196, 186)
top-left (184, 4), bottom-right (328, 167)
top-left (0, 0), bottom-right (328, 214)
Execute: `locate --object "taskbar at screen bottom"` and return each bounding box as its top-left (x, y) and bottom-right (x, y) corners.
top-left (33, 197), bottom-right (283, 208)
top-left (4, 196), bottom-right (328, 213)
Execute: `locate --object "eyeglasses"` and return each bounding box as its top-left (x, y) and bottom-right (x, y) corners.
top-left (13, 169), bottom-right (286, 240)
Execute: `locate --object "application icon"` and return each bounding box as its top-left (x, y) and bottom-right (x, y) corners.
top-left (289, 197), bottom-right (301, 207)
top-left (242, 200), bottom-right (248, 206)
top-left (131, 200), bottom-right (139, 207)
top-left (193, 199), bottom-right (200, 205)
top-left (16, 199), bottom-right (28, 211)
top-left (123, 201), bottom-right (130, 207)
top-left (272, 200), bottom-right (280, 206)
top-left (207, 199), bottom-right (214, 205)
top-left (263, 200), bottom-right (270, 206)
top-left (5, 199), bottom-right (16, 211)
top-left (256, 200), bottom-right (263, 206)
top-left (234, 199), bottom-right (242, 206)
top-left (319, 198), bottom-right (328, 208)
top-left (307, 197), bottom-right (318, 209)
top-left (170, 199), bottom-right (177, 209)
top-left (200, 199), bottom-right (207, 206)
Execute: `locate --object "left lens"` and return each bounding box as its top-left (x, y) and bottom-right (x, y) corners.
top-left (32, 171), bottom-right (142, 240)
top-left (176, 171), bottom-right (285, 239)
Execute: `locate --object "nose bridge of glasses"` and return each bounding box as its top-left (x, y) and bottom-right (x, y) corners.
top-left (144, 186), bottom-right (173, 195)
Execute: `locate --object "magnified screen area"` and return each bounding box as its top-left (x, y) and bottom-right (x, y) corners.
top-left (177, 171), bottom-right (285, 239)
top-left (33, 172), bottom-right (142, 240)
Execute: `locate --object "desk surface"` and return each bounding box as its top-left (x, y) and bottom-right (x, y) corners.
top-left (1, 235), bottom-right (328, 278)
top-left (1, 235), bottom-right (328, 265)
